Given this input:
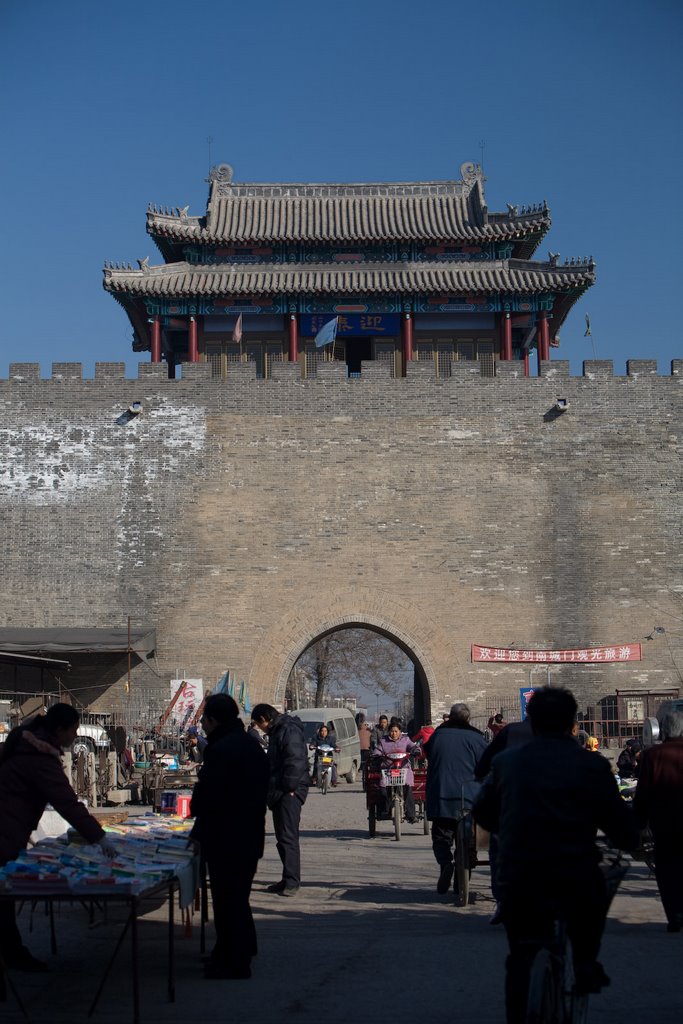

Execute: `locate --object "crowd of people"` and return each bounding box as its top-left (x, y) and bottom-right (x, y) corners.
top-left (1, 687), bottom-right (681, 1022)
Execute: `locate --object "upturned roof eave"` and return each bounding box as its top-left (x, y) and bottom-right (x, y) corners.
top-left (146, 216), bottom-right (551, 247)
top-left (103, 257), bottom-right (596, 298)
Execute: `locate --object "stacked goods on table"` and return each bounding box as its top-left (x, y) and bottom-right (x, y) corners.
top-left (0, 813), bottom-right (195, 898)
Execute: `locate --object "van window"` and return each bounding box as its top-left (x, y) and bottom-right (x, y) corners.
top-left (336, 718), bottom-right (353, 740)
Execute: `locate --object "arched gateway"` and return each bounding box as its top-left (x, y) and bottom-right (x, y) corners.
top-left (248, 587), bottom-right (458, 721)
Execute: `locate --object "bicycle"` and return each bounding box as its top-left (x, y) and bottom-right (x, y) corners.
top-left (524, 917), bottom-right (588, 1024)
top-left (524, 844), bottom-right (628, 1024)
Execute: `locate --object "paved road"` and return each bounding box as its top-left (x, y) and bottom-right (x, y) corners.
top-left (3, 781), bottom-right (682, 1023)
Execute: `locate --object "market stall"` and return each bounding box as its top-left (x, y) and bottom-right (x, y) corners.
top-left (0, 814), bottom-right (198, 1024)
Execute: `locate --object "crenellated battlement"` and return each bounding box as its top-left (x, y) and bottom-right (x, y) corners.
top-left (4, 358), bottom-right (682, 383)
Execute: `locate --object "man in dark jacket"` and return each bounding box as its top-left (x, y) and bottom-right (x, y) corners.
top-left (633, 709), bottom-right (683, 932)
top-left (423, 702), bottom-right (488, 894)
top-left (0, 704), bottom-right (115, 972)
top-left (473, 686), bottom-right (638, 1024)
top-left (252, 703), bottom-right (309, 897)
top-left (189, 694), bottom-right (269, 980)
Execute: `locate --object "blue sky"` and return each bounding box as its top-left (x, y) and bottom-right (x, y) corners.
top-left (1, 0), bottom-right (681, 379)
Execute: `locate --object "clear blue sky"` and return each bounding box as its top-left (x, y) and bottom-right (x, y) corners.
top-left (1, 0), bottom-right (681, 378)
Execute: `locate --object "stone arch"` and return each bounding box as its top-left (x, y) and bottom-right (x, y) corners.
top-left (248, 586), bottom-right (458, 721)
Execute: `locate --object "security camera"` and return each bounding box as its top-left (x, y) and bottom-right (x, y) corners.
top-left (554, 398), bottom-right (570, 412)
top-left (128, 401), bottom-right (143, 415)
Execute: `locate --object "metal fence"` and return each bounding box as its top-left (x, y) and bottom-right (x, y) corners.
top-left (480, 689), bottom-right (680, 747)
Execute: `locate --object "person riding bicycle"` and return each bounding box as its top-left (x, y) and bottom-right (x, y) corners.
top-left (310, 724), bottom-right (338, 786)
top-left (371, 723), bottom-right (417, 822)
top-left (473, 686), bottom-right (639, 1024)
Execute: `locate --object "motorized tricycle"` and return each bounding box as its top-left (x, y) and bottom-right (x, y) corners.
top-left (366, 749), bottom-right (429, 840)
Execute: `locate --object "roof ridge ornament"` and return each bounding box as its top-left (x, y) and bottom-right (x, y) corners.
top-left (548, 251), bottom-right (560, 266)
top-left (137, 257), bottom-right (150, 273)
top-left (209, 163), bottom-right (234, 184)
top-left (460, 161), bottom-right (481, 182)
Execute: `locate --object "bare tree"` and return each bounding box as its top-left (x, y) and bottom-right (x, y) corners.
top-left (289, 629), bottom-right (412, 708)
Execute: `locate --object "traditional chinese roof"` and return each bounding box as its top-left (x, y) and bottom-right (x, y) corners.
top-left (104, 258), bottom-right (594, 299)
top-left (146, 163), bottom-right (550, 259)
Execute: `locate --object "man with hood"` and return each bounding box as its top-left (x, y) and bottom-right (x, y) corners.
top-left (251, 703), bottom-right (309, 897)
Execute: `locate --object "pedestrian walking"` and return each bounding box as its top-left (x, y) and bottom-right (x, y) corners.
top-left (251, 703), bottom-right (309, 897)
top-left (424, 702), bottom-right (487, 895)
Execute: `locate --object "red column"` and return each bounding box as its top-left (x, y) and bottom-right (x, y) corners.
top-left (523, 349), bottom-right (530, 377)
top-left (188, 316), bottom-right (198, 363)
top-left (289, 313), bottom-right (299, 362)
top-left (150, 316), bottom-right (161, 363)
top-left (501, 312), bottom-right (512, 360)
top-left (539, 311), bottom-right (550, 362)
top-left (403, 313), bottom-right (413, 372)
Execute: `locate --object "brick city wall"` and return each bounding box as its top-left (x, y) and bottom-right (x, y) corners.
top-left (1, 358), bottom-right (681, 720)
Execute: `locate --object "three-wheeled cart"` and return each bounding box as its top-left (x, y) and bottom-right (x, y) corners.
top-left (366, 755), bottom-right (430, 840)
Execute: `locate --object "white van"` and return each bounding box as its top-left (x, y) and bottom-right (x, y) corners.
top-left (294, 707), bottom-right (361, 783)
top-left (72, 723), bottom-right (110, 756)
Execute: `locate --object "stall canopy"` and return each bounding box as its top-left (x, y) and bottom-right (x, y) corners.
top-left (0, 650), bottom-right (71, 670)
top-left (0, 627), bottom-right (156, 659)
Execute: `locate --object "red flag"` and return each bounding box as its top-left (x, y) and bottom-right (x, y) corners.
top-left (232, 313), bottom-right (243, 343)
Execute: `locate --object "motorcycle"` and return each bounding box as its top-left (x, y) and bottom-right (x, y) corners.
top-left (310, 742), bottom-right (336, 795)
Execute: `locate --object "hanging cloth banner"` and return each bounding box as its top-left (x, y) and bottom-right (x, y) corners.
top-left (472, 644), bottom-right (642, 664)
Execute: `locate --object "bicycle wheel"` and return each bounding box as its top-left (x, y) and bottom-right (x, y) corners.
top-left (454, 815), bottom-right (471, 907)
top-left (566, 985), bottom-right (588, 1024)
top-left (562, 944), bottom-right (588, 1024)
top-left (525, 948), bottom-right (560, 1024)
top-left (393, 793), bottom-right (402, 841)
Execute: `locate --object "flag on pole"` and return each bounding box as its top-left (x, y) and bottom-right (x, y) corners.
top-left (213, 670), bottom-right (229, 695)
top-left (314, 316), bottom-right (338, 349)
top-left (232, 313), bottom-right (243, 343)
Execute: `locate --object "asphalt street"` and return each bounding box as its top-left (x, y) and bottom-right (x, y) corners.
top-left (2, 781), bottom-right (681, 1023)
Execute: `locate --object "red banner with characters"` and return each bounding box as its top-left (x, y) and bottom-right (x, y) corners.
top-left (472, 644), bottom-right (642, 664)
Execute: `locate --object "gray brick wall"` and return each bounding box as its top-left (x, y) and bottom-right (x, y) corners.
top-left (1, 359), bottom-right (681, 720)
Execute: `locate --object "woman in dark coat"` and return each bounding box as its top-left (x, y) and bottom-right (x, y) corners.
top-left (0, 703), bottom-right (114, 971)
top-left (189, 694), bottom-right (269, 980)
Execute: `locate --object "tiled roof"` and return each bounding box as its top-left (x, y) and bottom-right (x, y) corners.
top-left (104, 259), bottom-right (595, 297)
top-left (146, 169), bottom-right (550, 246)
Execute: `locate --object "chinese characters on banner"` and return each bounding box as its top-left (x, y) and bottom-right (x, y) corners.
top-left (472, 644), bottom-right (642, 664)
top-left (169, 678), bottom-right (203, 726)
